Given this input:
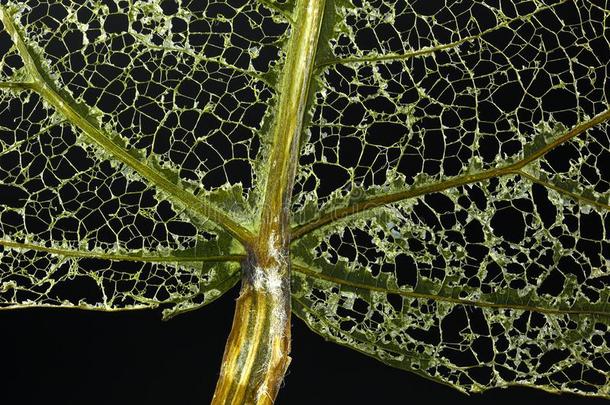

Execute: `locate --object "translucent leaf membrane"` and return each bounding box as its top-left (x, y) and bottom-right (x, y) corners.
top-left (0, 248), bottom-right (240, 319)
top-left (0, 0), bottom-right (289, 312)
top-left (330, 0), bottom-right (581, 59)
top-left (0, 91), bottom-right (227, 252)
top-left (292, 173), bottom-right (610, 395)
top-left (290, 0), bottom-right (610, 396)
top-left (293, 280), bottom-right (610, 395)
top-left (4, 0), bottom-right (289, 198)
top-left (0, 88), bottom-right (241, 312)
top-left (293, 0), bottom-right (609, 217)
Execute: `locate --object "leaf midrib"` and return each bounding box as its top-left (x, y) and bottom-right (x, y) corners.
top-left (1, 2), bottom-right (609, 321)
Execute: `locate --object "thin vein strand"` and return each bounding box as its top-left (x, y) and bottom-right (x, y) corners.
top-left (517, 170), bottom-right (610, 212)
top-left (0, 239), bottom-right (246, 263)
top-left (130, 32), bottom-right (273, 87)
top-left (0, 303), bottom-right (150, 312)
top-left (315, 0), bottom-right (569, 69)
top-left (291, 107), bottom-right (610, 240)
top-left (292, 263), bottom-right (610, 319)
top-left (256, 0), bottom-right (295, 25)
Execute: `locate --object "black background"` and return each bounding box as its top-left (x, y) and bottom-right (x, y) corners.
top-left (1, 286), bottom-right (607, 405)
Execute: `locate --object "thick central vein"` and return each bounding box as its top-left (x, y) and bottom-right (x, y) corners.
top-left (256, 1), bottom-right (326, 250)
top-left (212, 2), bottom-right (327, 402)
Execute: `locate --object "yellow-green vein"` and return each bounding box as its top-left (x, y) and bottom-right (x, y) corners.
top-left (0, 6), bottom-right (255, 245)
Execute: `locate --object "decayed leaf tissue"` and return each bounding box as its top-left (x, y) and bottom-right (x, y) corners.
top-left (0, 0), bottom-right (608, 402)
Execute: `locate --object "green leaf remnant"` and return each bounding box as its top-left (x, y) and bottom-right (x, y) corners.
top-left (0, 0), bottom-right (609, 401)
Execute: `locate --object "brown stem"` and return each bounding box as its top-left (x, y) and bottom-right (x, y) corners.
top-left (211, 0), bottom-right (326, 402)
top-left (212, 254), bottom-right (292, 405)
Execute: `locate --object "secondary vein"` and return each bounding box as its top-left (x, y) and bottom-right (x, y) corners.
top-left (0, 6), bottom-right (255, 245)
